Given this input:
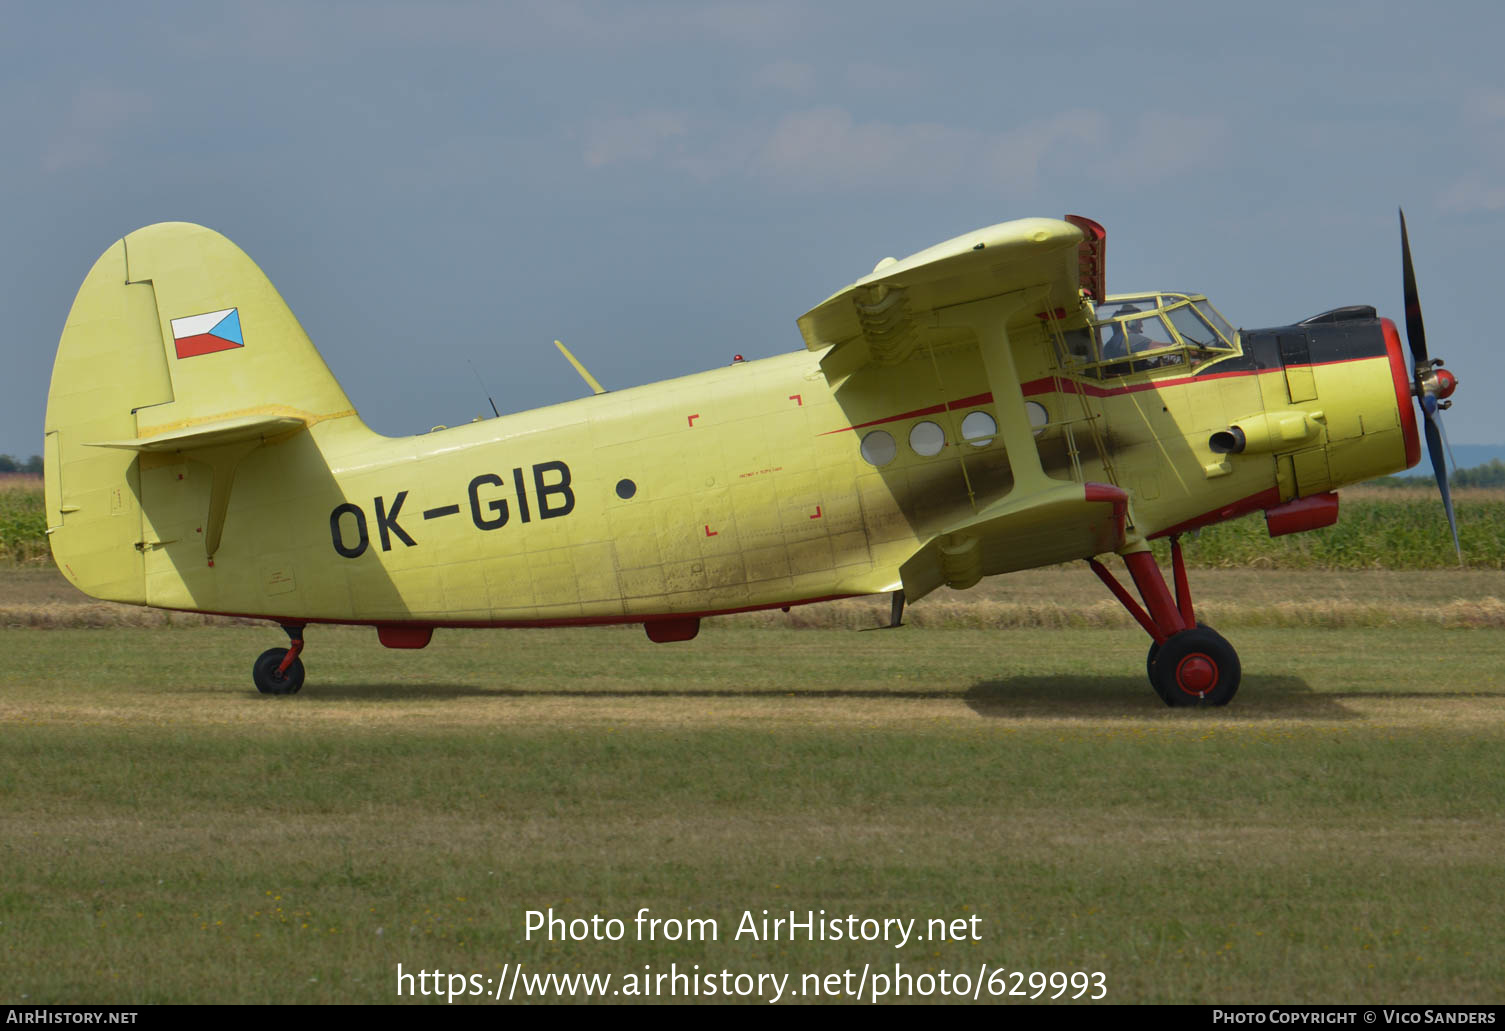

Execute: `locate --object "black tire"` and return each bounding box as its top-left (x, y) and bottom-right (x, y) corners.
top-left (1151, 626), bottom-right (1240, 707)
top-left (253, 647), bottom-right (305, 695)
top-left (1146, 640), bottom-right (1167, 702)
top-left (1147, 621), bottom-right (1208, 704)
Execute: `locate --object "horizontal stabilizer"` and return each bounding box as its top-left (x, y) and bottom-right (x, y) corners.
top-left (900, 482), bottom-right (1128, 602)
top-left (87, 414), bottom-right (307, 454)
top-left (87, 413), bottom-right (307, 561)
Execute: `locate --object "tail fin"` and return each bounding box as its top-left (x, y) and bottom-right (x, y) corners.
top-left (44, 222), bottom-right (361, 602)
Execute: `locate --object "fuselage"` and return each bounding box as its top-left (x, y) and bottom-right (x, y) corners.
top-left (128, 296), bottom-right (1416, 630)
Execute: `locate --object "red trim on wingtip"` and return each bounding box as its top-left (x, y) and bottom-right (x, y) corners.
top-left (1084, 481), bottom-right (1130, 551)
top-left (1381, 317), bottom-right (1422, 469)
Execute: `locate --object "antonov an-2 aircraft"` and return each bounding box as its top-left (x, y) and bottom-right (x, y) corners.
top-left (42, 213), bottom-right (1458, 706)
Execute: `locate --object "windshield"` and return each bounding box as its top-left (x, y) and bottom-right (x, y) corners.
top-left (1084, 293), bottom-right (1236, 377)
top-left (1195, 300), bottom-right (1236, 343)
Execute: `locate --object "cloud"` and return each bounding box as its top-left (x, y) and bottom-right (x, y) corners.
top-left (575, 105), bottom-right (1233, 194)
top-left (681, 2), bottom-right (803, 44)
top-left (752, 59), bottom-right (816, 93)
top-left (843, 62), bottom-right (916, 93)
top-left (183, 0), bottom-right (805, 57)
top-left (1439, 176), bottom-right (1505, 214)
top-left (755, 107), bottom-right (972, 186)
top-left (1438, 90), bottom-right (1505, 215)
top-left (582, 111), bottom-right (689, 167)
top-left (753, 106), bottom-right (1111, 191)
top-left (42, 84), bottom-right (153, 172)
top-left (1099, 112), bottom-right (1232, 187)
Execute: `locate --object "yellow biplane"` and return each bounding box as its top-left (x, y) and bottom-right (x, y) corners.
top-left (42, 213), bottom-right (1457, 706)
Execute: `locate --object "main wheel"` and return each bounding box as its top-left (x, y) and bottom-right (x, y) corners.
top-left (1151, 626), bottom-right (1240, 707)
top-left (253, 647), bottom-right (305, 695)
top-left (1146, 640), bottom-right (1166, 701)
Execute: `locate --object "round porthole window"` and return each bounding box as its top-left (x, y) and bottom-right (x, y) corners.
top-left (909, 421), bottom-right (945, 457)
top-left (1026, 401), bottom-right (1049, 436)
top-left (961, 410), bottom-right (996, 447)
top-left (860, 429), bottom-right (896, 466)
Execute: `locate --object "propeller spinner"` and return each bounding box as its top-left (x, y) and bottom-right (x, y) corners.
top-left (1399, 209), bottom-right (1462, 563)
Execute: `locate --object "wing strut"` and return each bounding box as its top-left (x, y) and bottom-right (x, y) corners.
top-left (932, 289), bottom-right (1065, 497)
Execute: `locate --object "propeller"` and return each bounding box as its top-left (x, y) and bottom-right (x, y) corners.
top-left (1399, 209), bottom-right (1462, 563)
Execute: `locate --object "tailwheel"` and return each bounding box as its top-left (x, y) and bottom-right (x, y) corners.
top-left (253, 648), bottom-right (304, 694)
top-left (1151, 626), bottom-right (1240, 707)
top-left (253, 625), bottom-right (306, 695)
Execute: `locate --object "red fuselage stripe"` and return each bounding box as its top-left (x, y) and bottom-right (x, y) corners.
top-left (819, 392), bottom-right (993, 435)
top-left (822, 355), bottom-right (1389, 436)
top-left (1020, 357), bottom-right (1377, 400)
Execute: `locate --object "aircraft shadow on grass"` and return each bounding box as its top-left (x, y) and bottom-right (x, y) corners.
top-left (274, 683), bottom-right (970, 702)
top-left (963, 675), bottom-right (1359, 720)
top-left (254, 677), bottom-right (1371, 721)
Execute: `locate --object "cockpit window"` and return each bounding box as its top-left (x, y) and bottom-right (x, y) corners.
top-left (1163, 303), bottom-right (1224, 349)
top-left (1082, 293), bottom-right (1237, 379)
top-left (1195, 301), bottom-right (1236, 344)
top-left (1098, 307), bottom-right (1174, 359)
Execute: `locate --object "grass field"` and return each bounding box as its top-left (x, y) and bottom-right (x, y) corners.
top-left (4, 478), bottom-right (1503, 1004)
top-left (3, 561), bottom-right (1505, 1004)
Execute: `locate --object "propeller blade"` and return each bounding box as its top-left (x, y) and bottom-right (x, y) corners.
top-left (1423, 408), bottom-right (1462, 564)
top-left (1436, 401), bottom-right (1459, 472)
top-left (1400, 208), bottom-right (1429, 364)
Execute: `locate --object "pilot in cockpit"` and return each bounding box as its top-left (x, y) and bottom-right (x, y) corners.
top-left (1101, 305), bottom-right (1153, 358)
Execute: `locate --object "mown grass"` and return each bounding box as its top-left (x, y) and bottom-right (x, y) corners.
top-left (2, 624), bottom-right (1504, 1004)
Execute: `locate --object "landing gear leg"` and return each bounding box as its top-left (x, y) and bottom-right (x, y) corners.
top-left (1089, 537), bottom-right (1241, 707)
top-left (253, 624), bottom-right (306, 695)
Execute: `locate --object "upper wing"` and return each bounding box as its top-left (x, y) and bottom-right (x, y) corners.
top-left (796, 217), bottom-right (1085, 374)
top-left (802, 217), bottom-right (1092, 506)
top-left (799, 217), bottom-right (1127, 596)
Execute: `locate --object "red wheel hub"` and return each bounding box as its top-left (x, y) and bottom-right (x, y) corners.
top-left (1175, 654), bottom-right (1218, 696)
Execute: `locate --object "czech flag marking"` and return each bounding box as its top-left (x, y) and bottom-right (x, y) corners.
top-left (171, 308), bottom-right (243, 359)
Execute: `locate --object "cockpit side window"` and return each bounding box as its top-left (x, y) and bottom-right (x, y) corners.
top-left (1099, 309), bottom-right (1173, 359)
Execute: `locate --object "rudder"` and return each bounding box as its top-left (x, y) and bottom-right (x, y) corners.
top-left (44, 222), bottom-right (363, 602)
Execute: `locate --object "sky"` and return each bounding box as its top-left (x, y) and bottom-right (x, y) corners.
top-left (4, 0), bottom-right (1503, 458)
